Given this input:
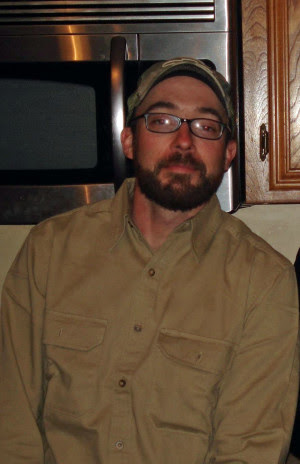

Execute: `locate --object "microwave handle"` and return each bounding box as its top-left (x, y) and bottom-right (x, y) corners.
top-left (110, 36), bottom-right (127, 191)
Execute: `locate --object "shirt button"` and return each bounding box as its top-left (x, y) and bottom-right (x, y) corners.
top-left (118, 378), bottom-right (126, 388)
top-left (115, 440), bottom-right (124, 450)
top-left (148, 268), bottom-right (155, 277)
top-left (134, 324), bottom-right (142, 332)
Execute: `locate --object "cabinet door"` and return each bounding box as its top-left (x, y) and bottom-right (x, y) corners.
top-left (242, 0), bottom-right (300, 203)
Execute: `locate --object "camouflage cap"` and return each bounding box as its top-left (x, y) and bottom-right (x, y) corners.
top-left (126, 57), bottom-right (235, 134)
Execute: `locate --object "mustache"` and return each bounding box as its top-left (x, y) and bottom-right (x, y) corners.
top-left (153, 152), bottom-right (206, 175)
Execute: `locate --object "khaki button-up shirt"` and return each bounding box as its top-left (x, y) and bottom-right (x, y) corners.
top-left (0, 179), bottom-right (299, 464)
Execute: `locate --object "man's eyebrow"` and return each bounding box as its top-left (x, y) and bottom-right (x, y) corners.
top-left (141, 102), bottom-right (225, 123)
top-left (197, 106), bottom-right (224, 122)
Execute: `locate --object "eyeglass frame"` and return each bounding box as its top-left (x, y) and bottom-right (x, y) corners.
top-left (130, 112), bottom-right (230, 141)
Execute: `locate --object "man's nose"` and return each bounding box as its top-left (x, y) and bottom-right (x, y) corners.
top-left (172, 122), bottom-right (194, 150)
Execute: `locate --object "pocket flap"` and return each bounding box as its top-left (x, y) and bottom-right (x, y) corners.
top-left (158, 329), bottom-right (235, 374)
top-left (43, 310), bottom-right (107, 351)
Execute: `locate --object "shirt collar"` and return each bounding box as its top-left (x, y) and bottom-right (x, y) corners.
top-left (190, 194), bottom-right (224, 260)
top-left (109, 177), bottom-right (225, 258)
top-left (109, 178), bottom-right (135, 248)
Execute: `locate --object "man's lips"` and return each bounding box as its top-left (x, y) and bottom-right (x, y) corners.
top-left (163, 164), bottom-right (198, 174)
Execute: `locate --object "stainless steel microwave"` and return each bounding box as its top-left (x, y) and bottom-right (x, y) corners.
top-left (0, 0), bottom-right (242, 224)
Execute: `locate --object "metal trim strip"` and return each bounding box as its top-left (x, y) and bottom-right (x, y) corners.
top-left (0, 0), bottom-right (214, 4)
top-left (0, 1), bottom-right (215, 24)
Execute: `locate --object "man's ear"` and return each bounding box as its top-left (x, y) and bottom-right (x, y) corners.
top-left (121, 127), bottom-right (134, 160)
top-left (224, 139), bottom-right (237, 171)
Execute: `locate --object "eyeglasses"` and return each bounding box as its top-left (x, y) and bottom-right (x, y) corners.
top-left (131, 112), bottom-right (230, 140)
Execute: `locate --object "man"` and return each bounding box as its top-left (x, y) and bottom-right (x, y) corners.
top-left (0, 58), bottom-right (298, 464)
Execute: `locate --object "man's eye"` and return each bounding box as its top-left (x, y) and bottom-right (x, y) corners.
top-left (195, 121), bottom-right (218, 132)
top-left (152, 117), bottom-right (169, 125)
top-left (202, 124), bottom-right (216, 132)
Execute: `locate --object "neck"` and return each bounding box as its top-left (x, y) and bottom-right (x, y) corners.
top-left (131, 183), bottom-right (205, 251)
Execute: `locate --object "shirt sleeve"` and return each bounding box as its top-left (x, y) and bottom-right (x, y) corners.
top-left (206, 264), bottom-right (299, 464)
top-left (0, 227), bottom-right (51, 462)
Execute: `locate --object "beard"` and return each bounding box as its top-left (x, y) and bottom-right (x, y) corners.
top-left (134, 151), bottom-right (225, 212)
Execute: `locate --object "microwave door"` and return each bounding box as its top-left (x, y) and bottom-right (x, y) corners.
top-left (110, 36), bottom-right (127, 191)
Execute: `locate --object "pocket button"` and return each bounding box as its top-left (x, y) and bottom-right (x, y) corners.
top-left (115, 440), bottom-right (124, 450)
top-left (134, 324), bottom-right (142, 332)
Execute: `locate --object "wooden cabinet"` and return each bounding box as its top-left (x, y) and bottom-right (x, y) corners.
top-left (242, 0), bottom-right (300, 203)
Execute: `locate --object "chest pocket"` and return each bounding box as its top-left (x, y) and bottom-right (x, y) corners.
top-left (149, 329), bottom-right (235, 435)
top-left (158, 328), bottom-right (234, 374)
top-left (43, 310), bottom-right (107, 417)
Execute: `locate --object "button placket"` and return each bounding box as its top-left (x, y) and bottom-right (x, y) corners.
top-left (110, 259), bottom-right (162, 456)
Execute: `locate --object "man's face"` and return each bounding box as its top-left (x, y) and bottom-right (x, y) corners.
top-left (122, 75), bottom-right (236, 212)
